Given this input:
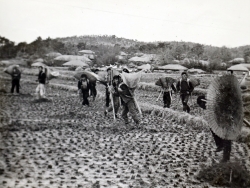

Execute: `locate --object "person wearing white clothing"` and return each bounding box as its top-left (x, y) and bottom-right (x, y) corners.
top-left (35, 66), bottom-right (47, 99)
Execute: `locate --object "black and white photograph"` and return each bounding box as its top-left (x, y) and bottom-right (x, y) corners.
top-left (0, 0), bottom-right (250, 187)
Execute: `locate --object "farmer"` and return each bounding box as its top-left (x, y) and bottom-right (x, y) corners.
top-left (105, 67), bottom-right (112, 108)
top-left (78, 74), bottom-right (90, 106)
top-left (35, 66), bottom-right (47, 99)
top-left (197, 96), bottom-right (232, 162)
top-left (104, 75), bottom-right (121, 118)
top-left (90, 82), bottom-right (97, 101)
top-left (118, 77), bottom-right (140, 125)
top-left (176, 72), bottom-right (194, 113)
top-left (11, 67), bottom-right (21, 94)
top-left (159, 77), bottom-right (177, 108)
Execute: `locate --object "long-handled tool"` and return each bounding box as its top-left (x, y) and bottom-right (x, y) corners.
top-left (156, 89), bottom-right (163, 102)
top-left (110, 69), bottom-right (116, 121)
top-left (189, 92), bottom-right (194, 106)
top-left (133, 93), bottom-right (142, 115)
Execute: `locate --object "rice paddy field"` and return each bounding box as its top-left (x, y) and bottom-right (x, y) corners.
top-left (0, 67), bottom-right (250, 188)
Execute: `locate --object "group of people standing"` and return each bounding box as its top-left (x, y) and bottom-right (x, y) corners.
top-left (10, 66), bottom-right (47, 99)
top-left (78, 67), bottom-right (141, 126)
top-left (77, 69), bottom-right (196, 126)
top-left (160, 72), bottom-right (194, 113)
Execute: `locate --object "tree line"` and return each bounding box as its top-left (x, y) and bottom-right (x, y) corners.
top-left (0, 35), bottom-right (250, 70)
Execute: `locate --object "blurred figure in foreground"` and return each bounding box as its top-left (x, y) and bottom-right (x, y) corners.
top-left (197, 95), bottom-right (232, 162)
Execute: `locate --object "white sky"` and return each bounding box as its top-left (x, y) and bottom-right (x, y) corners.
top-left (0, 0), bottom-right (250, 47)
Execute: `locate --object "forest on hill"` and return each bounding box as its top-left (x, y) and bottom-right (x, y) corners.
top-left (0, 35), bottom-right (250, 71)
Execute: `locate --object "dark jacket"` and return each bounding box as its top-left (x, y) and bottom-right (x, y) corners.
top-left (78, 79), bottom-right (90, 93)
top-left (176, 79), bottom-right (194, 94)
top-left (118, 82), bottom-right (133, 104)
top-left (12, 70), bottom-right (21, 80)
top-left (38, 71), bottom-right (46, 84)
top-left (112, 81), bottom-right (120, 97)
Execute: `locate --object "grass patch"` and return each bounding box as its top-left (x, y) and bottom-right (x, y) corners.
top-left (197, 161), bottom-right (250, 187)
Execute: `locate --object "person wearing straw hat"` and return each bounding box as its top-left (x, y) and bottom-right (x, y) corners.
top-left (176, 72), bottom-right (194, 113)
top-left (104, 75), bottom-right (121, 118)
top-left (11, 67), bottom-right (21, 95)
top-left (35, 66), bottom-right (47, 99)
top-left (197, 95), bottom-right (232, 162)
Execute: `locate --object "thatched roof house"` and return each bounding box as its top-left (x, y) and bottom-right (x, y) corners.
top-left (137, 64), bottom-right (152, 71)
top-left (0, 59), bottom-right (27, 66)
top-left (241, 63), bottom-right (250, 70)
top-left (78, 50), bottom-right (95, 55)
top-left (78, 50), bottom-right (95, 60)
top-left (228, 64), bottom-right (249, 72)
top-left (31, 62), bottom-right (47, 67)
top-left (63, 60), bottom-right (89, 68)
top-left (188, 68), bottom-right (205, 74)
top-left (46, 52), bottom-right (62, 58)
top-left (34, 58), bottom-right (44, 63)
top-left (54, 55), bottom-right (91, 66)
top-left (158, 64), bottom-right (188, 71)
top-left (229, 58), bottom-right (244, 64)
top-left (129, 56), bottom-right (153, 64)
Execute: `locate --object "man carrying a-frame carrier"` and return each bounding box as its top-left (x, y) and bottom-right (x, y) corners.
top-left (118, 72), bottom-right (141, 125)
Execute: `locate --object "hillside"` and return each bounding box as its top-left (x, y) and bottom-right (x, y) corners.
top-left (0, 35), bottom-right (250, 69)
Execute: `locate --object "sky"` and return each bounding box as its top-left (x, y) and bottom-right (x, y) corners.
top-left (0, 0), bottom-right (250, 47)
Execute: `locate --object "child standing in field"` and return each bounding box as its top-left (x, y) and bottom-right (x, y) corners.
top-left (78, 74), bottom-right (90, 106)
top-left (104, 75), bottom-right (121, 118)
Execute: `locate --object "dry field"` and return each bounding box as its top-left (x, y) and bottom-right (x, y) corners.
top-left (0, 68), bottom-right (250, 188)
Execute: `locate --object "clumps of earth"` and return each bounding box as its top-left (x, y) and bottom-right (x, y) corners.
top-left (0, 69), bottom-right (250, 188)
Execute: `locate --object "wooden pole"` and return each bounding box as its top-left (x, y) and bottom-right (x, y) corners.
top-left (110, 69), bottom-right (116, 121)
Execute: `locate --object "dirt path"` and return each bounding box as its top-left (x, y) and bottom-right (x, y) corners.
top-left (0, 78), bottom-right (249, 188)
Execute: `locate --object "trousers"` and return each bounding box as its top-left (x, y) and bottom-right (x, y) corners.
top-left (211, 130), bottom-right (231, 161)
top-left (35, 84), bottom-right (46, 99)
top-left (11, 79), bottom-right (20, 93)
top-left (121, 99), bottom-right (140, 124)
top-left (180, 93), bottom-right (190, 113)
top-left (163, 91), bottom-right (171, 108)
